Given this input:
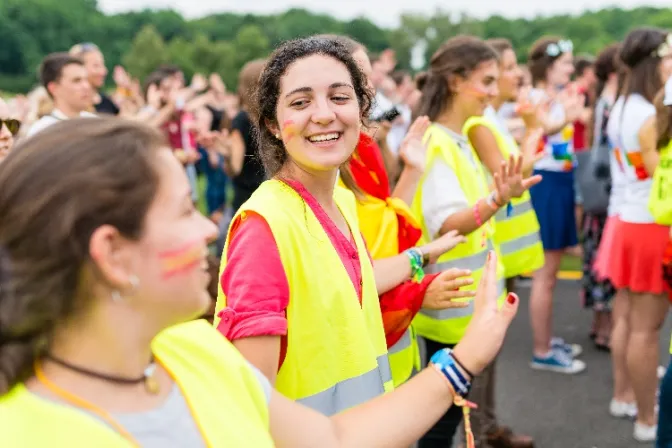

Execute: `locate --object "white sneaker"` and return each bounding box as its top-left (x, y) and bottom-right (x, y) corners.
top-left (633, 422), bottom-right (657, 443)
top-left (609, 399), bottom-right (637, 419)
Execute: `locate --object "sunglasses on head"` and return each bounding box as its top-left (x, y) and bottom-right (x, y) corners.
top-left (70, 42), bottom-right (99, 55)
top-left (1, 119), bottom-right (21, 136)
top-left (545, 40), bottom-right (573, 57)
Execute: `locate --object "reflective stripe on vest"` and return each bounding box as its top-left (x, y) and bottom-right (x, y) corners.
top-left (499, 232), bottom-right (541, 256)
top-left (495, 199), bottom-right (533, 221)
top-left (389, 328), bottom-right (412, 355)
top-left (297, 354), bottom-right (391, 416)
top-left (426, 246), bottom-right (490, 273)
top-left (419, 278), bottom-right (505, 320)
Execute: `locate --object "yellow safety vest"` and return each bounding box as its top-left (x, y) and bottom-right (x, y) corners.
top-left (338, 177), bottom-right (422, 387)
top-left (411, 123), bottom-right (506, 345)
top-left (0, 320), bottom-right (273, 447)
top-left (464, 116), bottom-right (545, 278)
top-left (649, 140), bottom-right (672, 225)
top-left (215, 180), bottom-right (394, 416)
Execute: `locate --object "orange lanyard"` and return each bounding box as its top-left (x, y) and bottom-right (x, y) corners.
top-left (34, 360), bottom-right (211, 447)
top-left (34, 362), bottom-right (141, 446)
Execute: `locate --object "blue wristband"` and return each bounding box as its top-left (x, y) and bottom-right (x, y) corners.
top-left (430, 348), bottom-right (471, 398)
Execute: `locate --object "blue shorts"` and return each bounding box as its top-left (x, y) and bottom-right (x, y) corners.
top-left (530, 169), bottom-right (578, 251)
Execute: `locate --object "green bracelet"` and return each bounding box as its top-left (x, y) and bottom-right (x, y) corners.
top-left (405, 248), bottom-right (425, 283)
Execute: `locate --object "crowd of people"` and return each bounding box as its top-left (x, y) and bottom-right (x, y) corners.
top-left (0, 25), bottom-right (671, 448)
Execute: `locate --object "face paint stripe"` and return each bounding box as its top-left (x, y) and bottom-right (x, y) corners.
top-left (159, 241), bottom-right (203, 278)
top-left (282, 119), bottom-right (297, 142)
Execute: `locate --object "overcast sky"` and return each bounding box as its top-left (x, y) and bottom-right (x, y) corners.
top-left (98, 0), bottom-right (667, 27)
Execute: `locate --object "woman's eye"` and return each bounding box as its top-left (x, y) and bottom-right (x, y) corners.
top-left (332, 96), bottom-right (350, 103)
top-left (290, 100), bottom-right (308, 108)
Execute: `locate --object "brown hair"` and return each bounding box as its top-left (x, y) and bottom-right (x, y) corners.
top-left (486, 38), bottom-right (513, 57)
top-left (0, 118), bottom-right (166, 394)
top-left (39, 53), bottom-right (85, 94)
top-left (313, 34), bottom-right (364, 55)
top-left (415, 35), bottom-right (498, 121)
top-left (527, 36), bottom-right (568, 85)
top-left (654, 89), bottom-right (672, 150)
top-left (618, 27), bottom-right (669, 103)
top-left (238, 59), bottom-right (267, 112)
top-left (594, 43), bottom-right (620, 98)
top-left (253, 36), bottom-right (373, 179)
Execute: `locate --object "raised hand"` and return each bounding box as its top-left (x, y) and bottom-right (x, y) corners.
top-left (190, 73), bottom-right (208, 92)
top-left (398, 116), bottom-right (430, 172)
top-left (422, 268), bottom-right (475, 310)
top-left (418, 230), bottom-right (467, 265)
top-left (493, 155), bottom-right (543, 202)
top-left (453, 251), bottom-right (519, 375)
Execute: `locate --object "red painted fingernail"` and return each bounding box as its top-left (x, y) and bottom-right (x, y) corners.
top-left (507, 293), bottom-right (517, 305)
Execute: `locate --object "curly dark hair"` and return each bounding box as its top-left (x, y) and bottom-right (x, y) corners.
top-left (252, 36), bottom-right (374, 177)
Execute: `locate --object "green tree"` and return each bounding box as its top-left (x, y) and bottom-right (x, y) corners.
top-left (122, 25), bottom-right (169, 80)
top-left (234, 25), bottom-right (270, 67)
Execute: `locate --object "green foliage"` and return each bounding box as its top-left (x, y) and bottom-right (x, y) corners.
top-left (1, 1), bottom-right (671, 93)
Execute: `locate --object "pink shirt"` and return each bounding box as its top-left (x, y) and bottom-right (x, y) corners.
top-left (217, 179), bottom-right (367, 367)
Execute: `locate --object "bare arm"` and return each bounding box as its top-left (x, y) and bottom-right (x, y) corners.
top-left (269, 250), bottom-right (519, 448)
top-left (233, 336), bottom-right (281, 384)
top-left (270, 368), bottom-right (453, 448)
top-left (223, 129), bottom-right (246, 177)
top-left (390, 166), bottom-right (422, 206)
top-left (639, 116), bottom-right (660, 176)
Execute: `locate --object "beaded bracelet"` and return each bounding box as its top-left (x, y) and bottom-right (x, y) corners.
top-left (405, 248), bottom-right (425, 283)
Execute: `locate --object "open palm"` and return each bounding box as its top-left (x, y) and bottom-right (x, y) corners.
top-left (399, 116), bottom-right (431, 172)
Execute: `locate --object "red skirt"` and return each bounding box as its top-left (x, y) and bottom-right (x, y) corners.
top-left (606, 219), bottom-right (671, 296)
top-left (593, 215), bottom-right (619, 281)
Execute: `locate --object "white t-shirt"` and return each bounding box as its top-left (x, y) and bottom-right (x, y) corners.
top-left (606, 94), bottom-right (656, 223)
top-left (530, 89), bottom-right (576, 172)
top-left (421, 125), bottom-right (479, 239)
top-left (386, 103), bottom-right (412, 155)
top-left (27, 109), bottom-right (97, 137)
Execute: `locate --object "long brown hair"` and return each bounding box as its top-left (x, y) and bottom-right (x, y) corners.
top-left (0, 118), bottom-right (166, 394)
top-left (415, 35), bottom-right (498, 121)
top-left (618, 27), bottom-right (669, 103)
top-left (654, 89), bottom-right (672, 150)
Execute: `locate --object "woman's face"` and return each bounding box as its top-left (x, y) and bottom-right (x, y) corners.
top-left (454, 59), bottom-right (500, 117)
top-left (547, 51), bottom-right (575, 87)
top-left (272, 54), bottom-right (361, 175)
top-left (82, 50), bottom-right (108, 90)
top-left (659, 54), bottom-right (672, 84)
top-left (95, 149), bottom-right (218, 327)
top-left (498, 49), bottom-right (522, 102)
top-left (0, 99), bottom-right (17, 164)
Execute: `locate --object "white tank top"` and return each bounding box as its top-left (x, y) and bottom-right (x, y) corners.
top-left (605, 94), bottom-right (656, 223)
top-left (529, 89), bottom-right (576, 172)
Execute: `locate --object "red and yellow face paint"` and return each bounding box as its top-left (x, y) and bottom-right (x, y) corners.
top-left (159, 240), bottom-right (203, 279)
top-left (281, 119), bottom-right (298, 143)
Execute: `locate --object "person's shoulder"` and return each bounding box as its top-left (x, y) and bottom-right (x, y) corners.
top-left (27, 116), bottom-right (57, 137)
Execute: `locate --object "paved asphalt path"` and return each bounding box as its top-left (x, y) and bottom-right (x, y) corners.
top-left (489, 279), bottom-right (670, 448)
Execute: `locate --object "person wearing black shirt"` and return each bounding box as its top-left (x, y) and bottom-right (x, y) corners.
top-left (225, 60), bottom-right (267, 212)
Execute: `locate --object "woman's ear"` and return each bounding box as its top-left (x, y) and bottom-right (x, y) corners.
top-left (265, 118), bottom-right (280, 139)
top-left (448, 75), bottom-right (462, 95)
